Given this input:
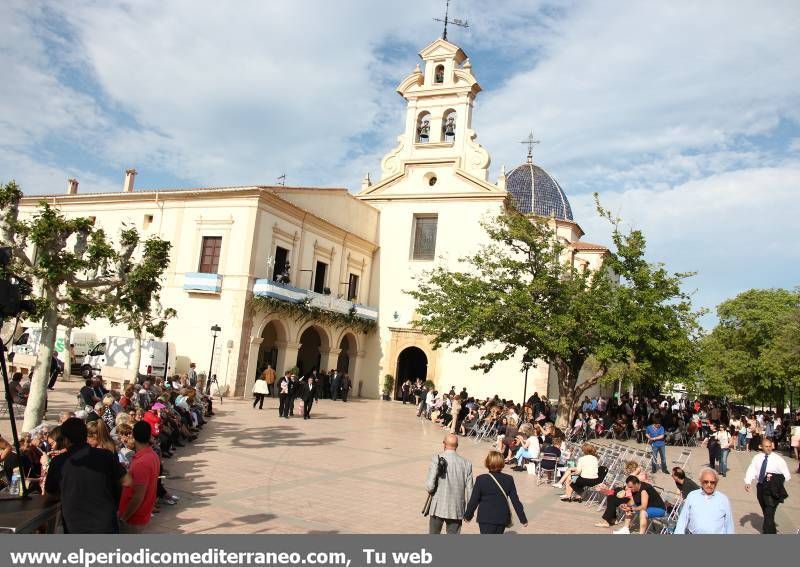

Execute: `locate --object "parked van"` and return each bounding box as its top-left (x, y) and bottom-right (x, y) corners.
top-left (81, 336), bottom-right (177, 379)
top-left (12, 327), bottom-right (96, 360)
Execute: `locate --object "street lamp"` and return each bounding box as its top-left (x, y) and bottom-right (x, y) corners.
top-left (522, 351), bottom-right (534, 405)
top-left (205, 324), bottom-right (221, 395)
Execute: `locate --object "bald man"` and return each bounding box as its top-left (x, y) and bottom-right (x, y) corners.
top-left (425, 434), bottom-right (474, 534)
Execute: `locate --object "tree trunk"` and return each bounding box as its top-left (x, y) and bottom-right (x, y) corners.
top-left (63, 326), bottom-right (72, 378)
top-left (22, 305), bottom-right (58, 432)
top-left (554, 359), bottom-right (578, 429)
top-left (131, 332), bottom-right (142, 382)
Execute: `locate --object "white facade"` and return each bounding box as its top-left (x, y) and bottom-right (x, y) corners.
top-left (14, 38), bottom-right (608, 402)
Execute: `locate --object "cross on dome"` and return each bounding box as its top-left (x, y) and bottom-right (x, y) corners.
top-left (520, 131), bottom-right (540, 164)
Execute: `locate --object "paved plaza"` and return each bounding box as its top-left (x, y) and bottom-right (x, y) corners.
top-left (4, 379), bottom-right (800, 534)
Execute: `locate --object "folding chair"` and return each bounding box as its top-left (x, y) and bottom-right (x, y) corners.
top-left (536, 455), bottom-right (560, 486)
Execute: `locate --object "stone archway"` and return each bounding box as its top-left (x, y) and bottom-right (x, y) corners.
top-left (297, 326), bottom-right (327, 377)
top-left (336, 333), bottom-right (357, 375)
top-left (256, 320), bottom-right (286, 383)
top-left (395, 346), bottom-right (428, 400)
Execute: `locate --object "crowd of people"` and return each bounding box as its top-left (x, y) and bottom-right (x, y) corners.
top-left (410, 379), bottom-right (798, 535)
top-left (0, 367), bottom-right (215, 533)
top-left (251, 365), bottom-right (353, 419)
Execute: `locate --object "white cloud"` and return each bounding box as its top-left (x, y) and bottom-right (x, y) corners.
top-left (571, 164), bottom-right (800, 322)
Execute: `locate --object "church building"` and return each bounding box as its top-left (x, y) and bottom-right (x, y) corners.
top-left (14, 37), bottom-right (608, 402)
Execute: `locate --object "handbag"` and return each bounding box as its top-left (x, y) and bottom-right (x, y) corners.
top-left (488, 473), bottom-right (513, 528)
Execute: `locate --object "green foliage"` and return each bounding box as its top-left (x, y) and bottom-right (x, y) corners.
top-left (698, 288), bottom-right (800, 405)
top-left (250, 295), bottom-right (377, 334)
top-left (382, 374), bottom-right (395, 396)
top-left (409, 200), bottom-right (699, 424)
top-left (0, 180), bottom-right (175, 430)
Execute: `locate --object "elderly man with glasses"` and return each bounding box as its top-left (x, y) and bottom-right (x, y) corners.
top-left (674, 467), bottom-right (735, 534)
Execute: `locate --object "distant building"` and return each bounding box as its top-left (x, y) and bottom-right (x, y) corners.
top-left (16, 37), bottom-right (608, 401)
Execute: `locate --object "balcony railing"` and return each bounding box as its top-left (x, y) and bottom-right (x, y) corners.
top-left (183, 272), bottom-right (223, 293)
top-left (252, 279), bottom-right (378, 321)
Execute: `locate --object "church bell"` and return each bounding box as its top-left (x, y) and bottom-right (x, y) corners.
top-left (443, 117), bottom-right (455, 137)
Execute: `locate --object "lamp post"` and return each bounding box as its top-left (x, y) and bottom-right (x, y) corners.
top-left (205, 324), bottom-right (221, 395)
top-left (522, 351), bottom-right (534, 405)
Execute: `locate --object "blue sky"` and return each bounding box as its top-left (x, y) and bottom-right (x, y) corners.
top-left (2, 0), bottom-right (799, 326)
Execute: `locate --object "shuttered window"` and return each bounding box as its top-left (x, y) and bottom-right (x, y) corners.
top-left (198, 236), bottom-right (222, 273)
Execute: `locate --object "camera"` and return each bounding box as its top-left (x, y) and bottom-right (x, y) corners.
top-left (0, 246), bottom-right (36, 320)
top-left (436, 456), bottom-right (448, 479)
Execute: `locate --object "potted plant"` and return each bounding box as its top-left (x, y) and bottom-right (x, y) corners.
top-left (382, 374), bottom-right (395, 401)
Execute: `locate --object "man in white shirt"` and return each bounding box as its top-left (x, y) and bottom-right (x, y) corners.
top-left (674, 468), bottom-right (734, 534)
top-left (744, 438), bottom-right (791, 533)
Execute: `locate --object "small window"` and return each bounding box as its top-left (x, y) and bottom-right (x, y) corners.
top-left (412, 215), bottom-right (438, 261)
top-left (347, 273), bottom-right (359, 302)
top-left (434, 64), bottom-right (445, 84)
top-left (143, 214), bottom-right (154, 229)
top-left (199, 236), bottom-right (222, 273)
top-left (272, 246), bottom-right (289, 280)
top-left (313, 261), bottom-right (328, 294)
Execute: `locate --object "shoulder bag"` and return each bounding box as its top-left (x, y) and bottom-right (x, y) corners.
top-left (488, 473), bottom-right (513, 528)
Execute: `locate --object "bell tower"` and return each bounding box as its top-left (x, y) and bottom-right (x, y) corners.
top-left (376, 38), bottom-right (491, 182)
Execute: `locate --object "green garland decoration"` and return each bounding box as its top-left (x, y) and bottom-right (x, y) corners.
top-left (250, 295), bottom-right (377, 334)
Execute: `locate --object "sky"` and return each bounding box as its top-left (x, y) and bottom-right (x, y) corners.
top-left (2, 0), bottom-right (799, 326)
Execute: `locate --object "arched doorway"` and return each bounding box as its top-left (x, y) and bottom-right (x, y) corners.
top-left (395, 346), bottom-right (427, 400)
top-left (297, 327), bottom-right (324, 377)
top-left (337, 334), bottom-right (356, 375)
top-left (257, 320), bottom-right (284, 379)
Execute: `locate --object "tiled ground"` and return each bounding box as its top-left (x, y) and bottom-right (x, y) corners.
top-left (4, 378), bottom-right (799, 534)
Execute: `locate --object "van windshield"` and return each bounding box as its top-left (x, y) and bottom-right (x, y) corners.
top-left (14, 333), bottom-right (29, 345)
top-left (89, 343), bottom-right (106, 356)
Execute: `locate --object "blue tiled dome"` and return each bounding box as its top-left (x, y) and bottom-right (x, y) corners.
top-left (506, 162), bottom-right (574, 220)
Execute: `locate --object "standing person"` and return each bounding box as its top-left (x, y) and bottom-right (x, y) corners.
top-left (252, 374), bottom-right (269, 410)
top-left (744, 437), bottom-right (791, 534)
top-left (401, 380), bottom-right (411, 405)
top-left (261, 364), bottom-right (276, 397)
top-left (44, 418), bottom-right (128, 533)
top-left (118, 422), bottom-right (160, 533)
top-left (330, 369), bottom-right (341, 401)
top-left (288, 374), bottom-right (299, 416)
top-left (674, 468), bottom-right (735, 534)
top-left (646, 416), bottom-right (669, 474)
top-left (47, 352), bottom-right (63, 390)
top-left (340, 374), bottom-right (351, 402)
top-left (187, 363), bottom-right (198, 389)
top-left (277, 372), bottom-right (291, 419)
top-left (464, 451), bottom-right (527, 534)
top-left (299, 376), bottom-right (314, 420)
top-left (310, 369), bottom-right (320, 402)
top-left (425, 434), bottom-right (474, 534)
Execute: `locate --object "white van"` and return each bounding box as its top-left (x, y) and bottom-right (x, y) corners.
top-left (12, 327), bottom-right (96, 360)
top-left (81, 336), bottom-right (177, 379)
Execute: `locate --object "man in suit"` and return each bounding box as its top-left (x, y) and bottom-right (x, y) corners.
top-left (340, 374), bottom-right (351, 402)
top-left (330, 370), bottom-right (341, 401)
top-left (310, 370), bottom-right (320, 401)
top-left (277, 372), bottom-right (291, 418)
top-left (299, 376), bottom-right (315, 419)
top-left (425, 434), bottom-right (474, 534)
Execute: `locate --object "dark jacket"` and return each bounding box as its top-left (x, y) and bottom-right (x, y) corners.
top-left (464, 471), bottom-right (527, 525)
top-left (764, 473), bottom-right (789, 504)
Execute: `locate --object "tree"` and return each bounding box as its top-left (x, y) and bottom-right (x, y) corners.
top-left (702, 288), bottom-right (800, 410)
top-left (0, 180), bottom-right (172, 431)
top-left (408, 200), bottom-right (699, 427)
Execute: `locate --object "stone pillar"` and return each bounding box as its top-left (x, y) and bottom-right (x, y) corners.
top-left (242, 336), bottom-right (263, 395)
top-left (276, 341), bottom-right (301, 376)
top-left (319, 348), bottom-right (342, 374)
top-left (354, 350), bottom-right (366, 398)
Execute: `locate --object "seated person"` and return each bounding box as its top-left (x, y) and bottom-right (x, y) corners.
top-left (559, 443), bottom-right (601, 502)
top-left (8, 372), bottom-right (27, 405)
top-left (509, 433), bottom-right (540, 470)
top-left (614, 476), bottom-right (667, 534)
top-left (79, 378), bottom-right (99, 407)
top-left (595, 461), bottom-right (649, 528)
top-left (538, 438), bottom-right (562, 480)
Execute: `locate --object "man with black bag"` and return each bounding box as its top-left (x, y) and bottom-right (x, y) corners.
top-left (423, 434), bottom-right (473, 534)
top-left (744, 437), bottom-right (791, 533)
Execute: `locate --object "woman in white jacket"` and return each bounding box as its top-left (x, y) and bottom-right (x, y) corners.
top-left (252, 374), bottom-right (270, 409)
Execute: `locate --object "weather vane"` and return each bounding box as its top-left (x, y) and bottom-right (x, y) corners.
top-left (277, 173), bottom-right (286, 187)
top-left (520, 132), bottom-right (540, 164)
top-left (434, 0), bottom-right (469, 40)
